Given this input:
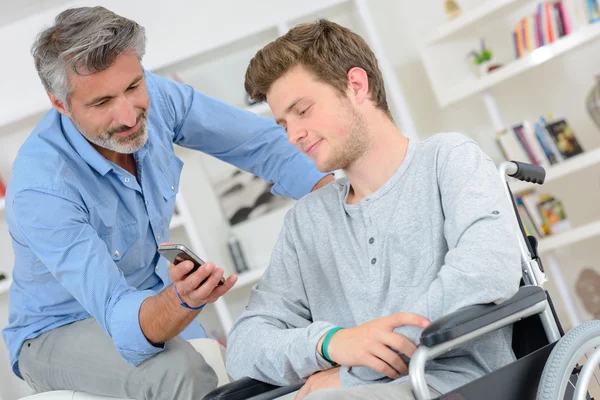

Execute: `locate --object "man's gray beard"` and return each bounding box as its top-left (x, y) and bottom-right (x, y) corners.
top-left (74, 115), bottom-right (148, 154)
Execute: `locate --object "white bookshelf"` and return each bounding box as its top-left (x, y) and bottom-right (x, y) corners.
top-left (420, 0), bottom-right (593, 108)
top-left (539, 219), bottom-right (600, 254)
top-left (423, 0), bottom-right (528, 45)
top-left (438, 22), bottom-right (600, 107)
top-left (509, 146), bottom-right (600, 193)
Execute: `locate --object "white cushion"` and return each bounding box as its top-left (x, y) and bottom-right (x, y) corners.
top-left (17, 391), bottom-right (76, 400)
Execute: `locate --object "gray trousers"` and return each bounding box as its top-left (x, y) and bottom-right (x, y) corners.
top-left (304, 380), bottom-right (441, 400)
top-left (18, 318), bottom-right (218, 400)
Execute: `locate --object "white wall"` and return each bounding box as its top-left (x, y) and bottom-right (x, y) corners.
top-left (1, 0), bottom-right (600, 398)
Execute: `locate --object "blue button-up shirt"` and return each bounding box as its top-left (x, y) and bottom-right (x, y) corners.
top-left (2, 71), bottom-right (325, 378)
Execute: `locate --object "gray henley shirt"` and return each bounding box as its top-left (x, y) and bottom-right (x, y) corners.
top-left (226, 132), bottom-right (522, 394)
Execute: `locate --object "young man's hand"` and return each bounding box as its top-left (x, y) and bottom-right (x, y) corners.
top-left (319, 313), bottom-right (430, 379)
top-left (294, 367), bottom-right (341, 400)
top-left (169, 259), bottom-right (237, 308)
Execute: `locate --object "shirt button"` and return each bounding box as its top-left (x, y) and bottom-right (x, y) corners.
top-left (125, 178), bottom-right (131, 183)
top-left (171, 185), bottom-right (175, 191)
top-left (371, 258), bottom-right (377, 265)
top-left (155, 265), bottom-right (159, 270)
top-left (145, 200), bottom-right (149, 206)
top-left (114, 250), bottom-right (120, 257)
top-left (369, 237), bottom-right (374, 244)
top-left (157, 235), bottom-right (161, 241)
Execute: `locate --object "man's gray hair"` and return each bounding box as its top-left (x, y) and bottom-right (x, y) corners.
top-left (31, 6), bottom-right (146, 104)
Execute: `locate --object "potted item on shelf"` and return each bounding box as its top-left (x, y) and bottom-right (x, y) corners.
top-left (0, 273), bottom-right (6, 281)
top-left (467, 39), bottom-right (496, 77)
top-left (444, 0), bottom-right (461, 20)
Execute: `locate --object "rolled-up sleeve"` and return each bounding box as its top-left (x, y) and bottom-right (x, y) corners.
top-left (12, 188), bottom-right (164, 365)
top-left (149, 72), bottom-right (327, 200)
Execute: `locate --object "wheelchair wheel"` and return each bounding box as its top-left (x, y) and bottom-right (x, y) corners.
top-left (537, 320), bottom-right (600, 400)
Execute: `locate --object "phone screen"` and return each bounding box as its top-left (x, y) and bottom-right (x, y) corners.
top-left (173, 251), bottom-right (203, 273)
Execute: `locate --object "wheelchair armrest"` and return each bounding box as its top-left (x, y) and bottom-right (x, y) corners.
top-left (420, 285), bottom-right (547, 348)
top-left (203, 377), bottom-right (303, 400)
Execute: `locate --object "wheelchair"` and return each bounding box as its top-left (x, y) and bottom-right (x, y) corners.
top-left (204, 161), bottom-right (600, 400)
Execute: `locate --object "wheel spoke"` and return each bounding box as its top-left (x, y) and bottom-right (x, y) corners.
top-left (584, 349), bottom-right (600, 388)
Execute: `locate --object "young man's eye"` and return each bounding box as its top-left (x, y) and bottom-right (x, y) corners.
top-left (298, 106), bottom-right (310, 116)
top-left (127, 85), bottom-right (139, 91)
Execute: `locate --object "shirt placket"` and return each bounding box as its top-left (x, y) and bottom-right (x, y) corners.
top-left (363, 199), bottom-right (379, 276)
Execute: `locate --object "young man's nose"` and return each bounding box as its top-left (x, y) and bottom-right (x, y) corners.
top-left (287, 123), bottom-right (308, 146)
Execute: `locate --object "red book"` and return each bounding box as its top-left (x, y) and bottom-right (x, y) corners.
top-left (0, 175), bottom-right (6, 198)
top-left (545, 2), bottom-right (555, 43)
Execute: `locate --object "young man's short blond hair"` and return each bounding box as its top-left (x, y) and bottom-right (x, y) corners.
top-left (244, 19), bottom-right (392, 119)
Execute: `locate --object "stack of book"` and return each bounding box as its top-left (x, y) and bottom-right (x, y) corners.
top-left (512, 1), bottom-right (572, 59)
top-left (496, 116), bottom-right (584, 168)
top-left (515, 190), bottom-right (571, 239)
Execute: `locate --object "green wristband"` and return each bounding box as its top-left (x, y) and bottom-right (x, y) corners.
top-left (322, 327), bottom-right (343, 363)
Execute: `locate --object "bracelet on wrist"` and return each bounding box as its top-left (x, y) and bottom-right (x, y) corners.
top-left (321, 327), bottom-right (344, 364)
top-left (174, 285), bottom-right (206, 311)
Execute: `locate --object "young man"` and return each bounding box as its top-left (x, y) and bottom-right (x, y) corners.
top-left (226, 20), bottom-right (522, 400)
top-left (1, 6), bottom-right (332, 400)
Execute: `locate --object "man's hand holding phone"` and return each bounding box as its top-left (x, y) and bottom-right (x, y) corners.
top-left (163, 244), bottom-right (238, 309)
top-left (318, 313), bottom-right (430, 379)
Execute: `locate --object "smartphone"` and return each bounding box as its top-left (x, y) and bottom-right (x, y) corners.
top-left (158, 244), bottom-right (225, 286)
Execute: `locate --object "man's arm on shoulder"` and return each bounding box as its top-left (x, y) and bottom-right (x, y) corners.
top-left (226, 211), bottom-right (336, 386)
top-left (148, 72), bottom-right (329, 199)
top-left (11, 188), bottom-right (165, 366)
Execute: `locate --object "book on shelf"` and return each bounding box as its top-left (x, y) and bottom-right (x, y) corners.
top-left (544, 117), bottom-right (585, 159)
top-left (512, 1), bottom-right (572, 59)
top-left (513, 190), bottom-right (570, 238)
top-left (586, 0), bottom-right (600, 23)
top-left (496, 116), bottom-right (583, 166)
top-left (538, 194), bottom-right (571, 234)
top-left (515, 195), bottom-right (543, 237)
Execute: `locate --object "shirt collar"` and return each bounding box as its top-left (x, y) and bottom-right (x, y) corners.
top-left (61, 114), bottom-right (114, 176)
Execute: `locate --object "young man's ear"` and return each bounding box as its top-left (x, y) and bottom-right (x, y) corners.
top-left (48, 93), bottom-right (71, 118)
top-left (346, 67), bottom-right (369, 105)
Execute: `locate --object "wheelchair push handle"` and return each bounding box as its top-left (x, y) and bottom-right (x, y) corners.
top-left (503, 161), bottom-right (546, 185)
